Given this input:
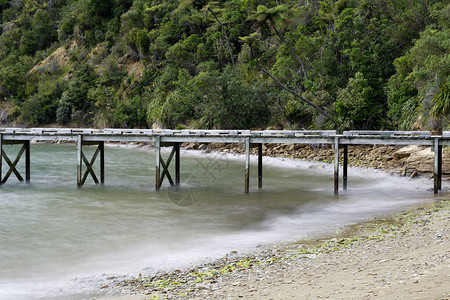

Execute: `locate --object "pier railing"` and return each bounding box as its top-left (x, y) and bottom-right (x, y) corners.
top-left (1, 128), bottom-right (449, 195)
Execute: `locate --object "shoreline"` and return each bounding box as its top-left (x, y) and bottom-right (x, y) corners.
top-left (99, 198), bottom-right (449, 300)
top-left (95, 146), bottom-right (448, 299)
top-left (27, 141), bottom-right (449, 299)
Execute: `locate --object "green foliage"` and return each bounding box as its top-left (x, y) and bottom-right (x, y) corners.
top-left (56, 63), bottom-right (97, 125)
top-left (114, 96), bottom-right (147, 128)
top-left (0, 0), bottom-right (448, 131)
top-left (31, 9), bottom-right (57, 50)
top-left (193, 66), bottom-right (270, 129)
top-left (21, 80), bottom-right (65, 125)
top-left (387, 3), bottom-right (450, 129)
top-left (336, 72), bottom-right (380, 130)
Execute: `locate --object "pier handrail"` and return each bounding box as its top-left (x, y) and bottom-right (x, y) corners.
top-left (343, 130), bottom-right (431, 137)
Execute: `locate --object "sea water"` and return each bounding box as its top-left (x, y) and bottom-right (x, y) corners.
top-left (0, 143), bottom-right (436, 299)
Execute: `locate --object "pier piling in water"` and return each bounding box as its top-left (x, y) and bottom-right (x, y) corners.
top-left (155, 139), bottom-right (181, 190)
top-left (334, 137), bottom-right (339, 196)
top-left (434, 138), bottom-right (443, 194)
top-left (76, 135), bottom-right (105, 188)
top-left (258, 143), bottom-right (263, 189)
top-left (245, 137), bottom-right (250, 194)
top-left (0, 128), bottom-right (448, 194)
top-left (343, 145), bottom-right (348, 191)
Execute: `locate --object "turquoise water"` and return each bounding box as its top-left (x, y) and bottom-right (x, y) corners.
top-left (0, 143), bottom-right (435, 299)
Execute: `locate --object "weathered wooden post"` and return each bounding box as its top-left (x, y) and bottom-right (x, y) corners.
top-left (334, 136), bottom-right (339, 196)
top-left (76, 135), bottom-right (82, 188)
top-left (25, 140), bottom-right (30, 183)
top-left (258, 143), bottom-right (263, 189)
top-left (175, 142), bottom-right (180, 186)
top-left (438, 144), bottom-right (442, 191)
top-left (434, 138), bottom-right (442, 194)
top-left (343, 144), bottom-right (348, 190)
top-left (0, 134), bottom-right (3, 186)
top-left (155, 136), bottom-right (161, 190)
top-left (245, 137), bottom-right (250, 193)
top-left (99, 141), bottom-right (105, 184)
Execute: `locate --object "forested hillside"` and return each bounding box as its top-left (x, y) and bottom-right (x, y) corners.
top-left (0, 0), bottom-right (449, 130)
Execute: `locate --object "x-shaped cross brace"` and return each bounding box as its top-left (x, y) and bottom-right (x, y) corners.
top-left (1, 145), bottom-right (26, 183)
top-left (159, 146), bottom-right (176, 186)
top-left (76, 136), bottom-right (104, 188)
top-left (80, 145), bottom-right (101, 185)
top-left (155, 139), bottom-right (180, 190)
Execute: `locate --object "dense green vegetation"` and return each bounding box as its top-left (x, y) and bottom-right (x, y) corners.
top-left (0, 0), bottom-right (449, 130)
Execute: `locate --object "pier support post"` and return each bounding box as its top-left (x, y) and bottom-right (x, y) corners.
top-left (245, 137), bottom-right (250, 193)
top-left (434, 138), bottom-right (442, 194)
top-left (0, 134), bottom-right (3, 186)
top-left (258, 143), bottom-right (263, 189)
top-left (25, 140), bottom-right (30, 183)
top-left (76, 136), bottom-right (105, 188)
top-left (155, 140), bottom-right (180, 189)
top-left (155, 136), bottom-right (161, 190)
top-left (343, 144), bottom-right (348, 191)
top-left (100, 141), bottom-right (105, 184)
top-left (334, 137), bottom-right (339, 196)
top-left (175, 142), bottom-right (180, 186)
top-left (1, 139), bottom-right (30, 184)
top-left (77, 135), bottom-right (82, 188)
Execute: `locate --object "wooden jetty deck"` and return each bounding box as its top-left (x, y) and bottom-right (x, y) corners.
top-left (1, 128), bottom-right (450, 194)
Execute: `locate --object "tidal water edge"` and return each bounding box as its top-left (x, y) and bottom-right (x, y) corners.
top-left (0, 143), bottom-right (436, 299)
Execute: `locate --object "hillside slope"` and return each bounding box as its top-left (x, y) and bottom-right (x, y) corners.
top-left (0, 0), bottom-right (449, 130)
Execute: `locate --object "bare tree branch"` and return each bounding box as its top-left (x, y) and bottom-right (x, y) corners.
top-left (208, 7), bottom-right (235, 67)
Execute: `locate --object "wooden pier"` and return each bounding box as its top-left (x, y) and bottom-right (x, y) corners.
top-left (1, 128), bottom-right (449, 194)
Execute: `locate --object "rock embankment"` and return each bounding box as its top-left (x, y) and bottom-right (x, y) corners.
top-left (184, 143), bottom-right (450, 178)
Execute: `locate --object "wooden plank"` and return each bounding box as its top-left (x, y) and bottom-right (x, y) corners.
top-left (343, 130), bottom-right (430, 137)
top-left (340, 137), bottom-right (433, 146)
top-left (334, 137), bottom-right (339, 196)
top-left (245, 137), bottom-right (250, 193)
top-left (2, 139), bottom-right (34, 145)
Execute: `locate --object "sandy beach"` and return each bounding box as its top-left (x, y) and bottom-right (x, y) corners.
top-left (100, 197), bottom-right (449, 300)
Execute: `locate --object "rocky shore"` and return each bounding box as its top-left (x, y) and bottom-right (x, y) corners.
top-left (96, 144), bottom-right (450, 300)
top-left (186, 142), bottom-right (450, 179)
top-left (100, 199), bottom-right (449, 300)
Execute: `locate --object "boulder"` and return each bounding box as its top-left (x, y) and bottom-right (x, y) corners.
top-left (405, 148), bottom-right (433, 174)
top-left (393, 145), bottom-right (424, 159)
